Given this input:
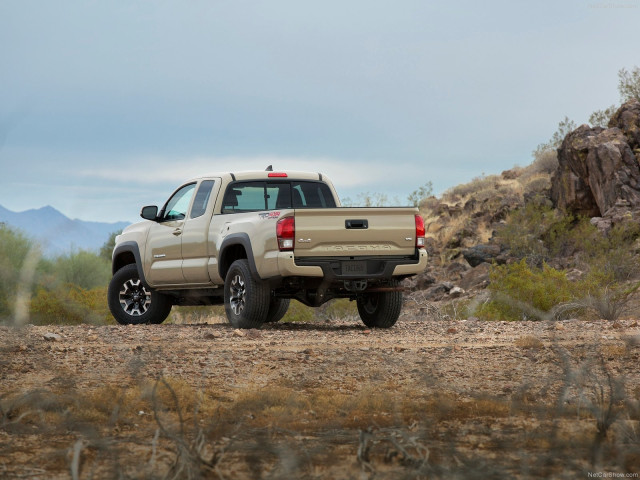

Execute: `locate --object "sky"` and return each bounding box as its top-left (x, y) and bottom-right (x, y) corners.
top-left (1, 0), bottom-right (639, 223)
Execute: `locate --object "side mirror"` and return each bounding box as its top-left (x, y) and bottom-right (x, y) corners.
top-left (140, 205), bottom-right (159, 221)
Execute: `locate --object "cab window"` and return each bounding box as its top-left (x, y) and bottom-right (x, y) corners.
top-left (190, 180), bottom-right (215, 219)
top-left (292, 182), bottom-right (336, 208)
top-left (161, 183), bottom-right (196, 221)
top-left (221, 182), bottom-right (265, 213)
top-left (221, 181), bottom-right (335, 214)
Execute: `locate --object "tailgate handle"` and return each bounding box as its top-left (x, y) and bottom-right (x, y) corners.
top-left (345, 219), bottom-right (368, 229)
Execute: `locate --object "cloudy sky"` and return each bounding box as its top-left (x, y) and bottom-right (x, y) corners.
top-left (1, 0), bottom-right (638, 223)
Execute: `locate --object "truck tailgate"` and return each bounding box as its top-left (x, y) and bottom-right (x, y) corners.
top-left (293, 207), bottom-right (418, 257)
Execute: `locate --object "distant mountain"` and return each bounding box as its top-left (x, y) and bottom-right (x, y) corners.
top-left (0, 204), bottom-right (129, 257)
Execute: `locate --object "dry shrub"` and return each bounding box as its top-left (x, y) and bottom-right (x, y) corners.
top-left (523, 149), bottom-right (558, 177)
top-left (443, 174), bottom-right (501, 202)
top-left (522, 173), bottom-right (551, 196)
top-left (554, 282), bottom-right (640, 322)
top-left (29, 285), bottom-right (111, 325)
top-left (170, 306), bottom-right (227, 325)
top-left (598, 343), bottom-right (628, 358)
top-left (230, 386), bottom-right (400, 430)
top-left (515, 335), bottom-right (544, 350)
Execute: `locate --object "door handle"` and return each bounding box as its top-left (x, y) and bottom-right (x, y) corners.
top-left (172, 228), bottom-right (182, 236)
top-left (345, 219), bottom-right (368, 229)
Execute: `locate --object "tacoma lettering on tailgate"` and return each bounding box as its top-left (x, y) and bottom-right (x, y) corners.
top-left (325, 245), bottom-right (393, 252)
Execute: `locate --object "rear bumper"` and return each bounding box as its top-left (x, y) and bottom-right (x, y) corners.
top-left (276, 249), bottom-right (428, 280)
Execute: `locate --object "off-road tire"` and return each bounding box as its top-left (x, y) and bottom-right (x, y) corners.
top-left (224, 259), bottom-right (271, 329)
top-left (356, 282), bottom-right (403, 328)
top-left (108, 264), bottom-right (172, 325)
top-left (264, 298), bottom-right (290, 323)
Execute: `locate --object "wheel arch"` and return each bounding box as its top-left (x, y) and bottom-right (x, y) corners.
top-left (112, 241), bottom-right (148, 286)
top-left (218, 234), bottom-right (260, 281)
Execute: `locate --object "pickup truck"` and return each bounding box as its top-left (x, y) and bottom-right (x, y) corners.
top-left (108, 168), bottom-right (428, 329)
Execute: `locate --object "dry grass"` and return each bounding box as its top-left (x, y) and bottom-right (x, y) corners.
top-left (3, 358), bottom-right (639, 479)
top-left (515, 335), bottom-right (544, 350)
top-left (2, 316), bottom-right (640, 479)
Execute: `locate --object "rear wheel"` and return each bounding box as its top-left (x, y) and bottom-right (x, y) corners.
top-left (356, 282), bottom-right (403, 328)
top-left (224, 259), bottom-right (271, 329)
top-left (108, 264), bottom-right (172, 325)
top-left (265, 298), bottom-right (290, 323)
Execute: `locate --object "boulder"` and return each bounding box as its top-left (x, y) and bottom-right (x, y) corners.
top-left (609, 99), bottom-right (640, 150)
top-left (445, 261), bottom-right (471, 281)
top-left (462, 244), bottom-right (502, 267)
top-left (551, 101), bottom-right (640, 217)
top-left (459, 262), bottom-right (491, 290)
top-left (415, 272), bottom-right (436, 290)
top-left (421, 282), bottom-right (455, 301)
top-left (448, 286), bottom-right (465, 298)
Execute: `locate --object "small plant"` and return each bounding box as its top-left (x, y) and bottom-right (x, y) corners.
top-left (407, 181), bottom-right (433, 207)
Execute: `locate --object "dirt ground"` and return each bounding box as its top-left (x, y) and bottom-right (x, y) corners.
top-left (1, 309), bottom-right (640, 479)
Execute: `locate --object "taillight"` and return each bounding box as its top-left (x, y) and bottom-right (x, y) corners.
top-left (268, 172), bottom-right (288, 177)
top-left (276, 217), bottom-right (295, 251)
top-left (415, 214), bottom-right (425, 248)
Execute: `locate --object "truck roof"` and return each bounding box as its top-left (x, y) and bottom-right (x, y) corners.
top-left (187, 170), bottom-right (327, 183)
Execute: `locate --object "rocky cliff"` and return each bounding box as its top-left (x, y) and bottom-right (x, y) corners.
top-left (551, 100), bottom-right (640, 225)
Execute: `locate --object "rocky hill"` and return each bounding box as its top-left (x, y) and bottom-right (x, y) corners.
top-left (411, 99), bottom-right (640, 303)
top-left (552, 99), bottom-right (640, 230)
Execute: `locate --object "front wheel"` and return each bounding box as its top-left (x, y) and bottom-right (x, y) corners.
top-left (356, 282), bottom-right (403, 328)
top-left (108, 264), bottom-right (172, 325)
top-left (224, 259), bottom-right (271, 329)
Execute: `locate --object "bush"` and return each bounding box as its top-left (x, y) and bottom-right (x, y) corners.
top-left (443, 174), bottom-right (500, 202)
top-left (54, 250), bottom-right (111, 290)
top-left (476, 260), bottom-right (584, 321)
top-left (30, 285), bottom-right (112, 325)
top-left (281, 300), bottom-right (315, 323)
top-left (554, 282), bottom-right (640, 321)
top-left (527, 148), bottom-right (558, 176)
top-left (0, 226), bottom-right (41, 320)
top-left (495, 202), bottom-right (614, 266)
top-left (0, 227), bottom-right (116, 325)
top-left (589, 221), bottom-right (640, 281)
top-left (496, 203), bottom-right (566, 264)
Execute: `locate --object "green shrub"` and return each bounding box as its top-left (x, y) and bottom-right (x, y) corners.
top-left (496, 203), bottom-right (560, 263)
top-left (496, 202), bottom-right (606, 265)
top-left (0, 226), bottom-right (40, 320)
top-left (54, 250), bottom-right (111, 290)
top-left (281, 300), bottom-right (315, 323)
top-left (476, 260), bottom-right (584, 321)
top-left (30, 285), bottom-right (112, 325)
top-left (586, 220), bottom-right (640, 281)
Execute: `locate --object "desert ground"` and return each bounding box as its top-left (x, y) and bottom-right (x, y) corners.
top-left (1, 304), bottom-right (639, 479)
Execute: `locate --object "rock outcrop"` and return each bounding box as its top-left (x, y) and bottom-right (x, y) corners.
top-left (551, 100), bottom-right (640, 217)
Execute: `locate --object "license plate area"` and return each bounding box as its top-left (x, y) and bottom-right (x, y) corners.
top-left (341, 260), bottom-right (367, 276)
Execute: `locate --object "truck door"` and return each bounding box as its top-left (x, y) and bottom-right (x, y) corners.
top-left (181, 179), bottom-right (220, 283)
top-left (146, 183), bottom-right (196, 285)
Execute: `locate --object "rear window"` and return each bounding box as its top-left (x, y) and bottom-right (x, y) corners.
top-left (221, 181), bottom-right (336, 214)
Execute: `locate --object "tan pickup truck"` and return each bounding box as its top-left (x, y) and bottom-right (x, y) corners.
top-left (108, 168), bottom-right (428, 329)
